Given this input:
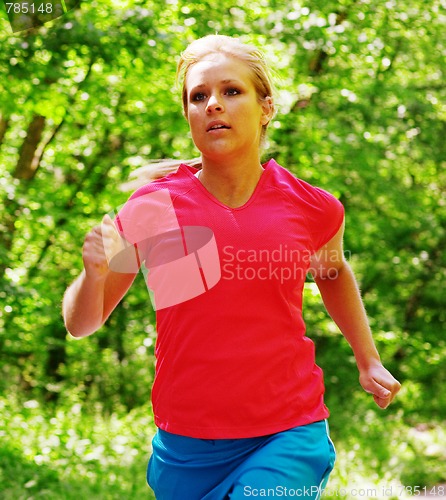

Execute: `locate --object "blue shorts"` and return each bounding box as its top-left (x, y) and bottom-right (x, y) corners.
top-left (147, 420), bottom-right (336, 499)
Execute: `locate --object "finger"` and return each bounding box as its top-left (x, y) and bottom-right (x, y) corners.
top-left (361, 377), bottom-right (392, 399)
top-left (374, 394), bottom-right (391, 409)
top-left (101, 215), bottom-right (122, 248)
top-left (100, 214), bottom-right (139, 273)
top-left (102, 213), bottom-right (114, 225)
top-left (373, 381), bottom-right (401, 409)
top-left (101, 214), bottom-right (118, 236)
top-left (375, 377), bottom-right (401, 399)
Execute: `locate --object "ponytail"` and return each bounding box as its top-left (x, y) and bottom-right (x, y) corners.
top-left (120, 157), bottom-right (202, 191)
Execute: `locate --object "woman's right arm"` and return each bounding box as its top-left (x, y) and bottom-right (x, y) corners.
top-left (62, 215), bottom-right (137, 338)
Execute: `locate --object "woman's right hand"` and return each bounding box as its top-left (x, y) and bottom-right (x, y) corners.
top-left (83, 214), bottom-right (140, 278)
top-left (82, 214), bottom-right (125, 279)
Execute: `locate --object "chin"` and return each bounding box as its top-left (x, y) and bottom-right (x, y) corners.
top-left (197, 144), bottom-right (237, 159)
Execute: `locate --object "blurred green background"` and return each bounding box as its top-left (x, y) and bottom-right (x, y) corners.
top-left (0, 0), bottom-right (445, 498)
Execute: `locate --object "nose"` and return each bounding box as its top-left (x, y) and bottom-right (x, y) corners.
top-left (206, 94), bottom-right (224, 114)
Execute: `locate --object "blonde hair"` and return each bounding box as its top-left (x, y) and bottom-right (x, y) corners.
top-left (121, 35), bottom-right (275, 191)
top-left (178, 34), bottom-right (275, 127)
top-left (120, 158), bottom-right (202, 192)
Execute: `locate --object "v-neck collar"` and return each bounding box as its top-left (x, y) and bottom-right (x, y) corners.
top-left (180, 159), bottom-right (276, 211)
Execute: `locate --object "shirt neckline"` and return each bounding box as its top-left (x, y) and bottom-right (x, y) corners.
top-left (180, 159), bottom-right (276, 211)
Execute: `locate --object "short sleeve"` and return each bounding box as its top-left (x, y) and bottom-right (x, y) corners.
top-left (303, 186), bottom-right (345, 253)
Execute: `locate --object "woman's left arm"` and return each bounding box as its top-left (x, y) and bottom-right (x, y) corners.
top-left (310, 219), bottom-right (401, 408)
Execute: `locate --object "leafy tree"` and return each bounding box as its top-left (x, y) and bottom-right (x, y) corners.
top-left (0, 0), bottom-right (445, 491)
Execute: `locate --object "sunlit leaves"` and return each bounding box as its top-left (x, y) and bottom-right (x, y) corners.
top-left (0, 5), bottom-right (444, 490)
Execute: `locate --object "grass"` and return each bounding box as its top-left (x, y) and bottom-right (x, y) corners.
top-left (0, 395), bottom-right (445, 499)
top-left (0, 397), bottom-right (155, 499)
top-left (323, 406), bottom-right (446, 499)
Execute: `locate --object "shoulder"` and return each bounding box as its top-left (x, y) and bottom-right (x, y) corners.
top-left (127, 164), bottom-right (197, 202)
top-left (266, 159), bottom-right (343, 212)
top-left (116, 165), bottom-right (197, 238)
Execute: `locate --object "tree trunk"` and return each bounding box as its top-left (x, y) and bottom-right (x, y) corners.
top-left (0, 114), bottom-right (10, 147)
top-left (13, 114), bottom-right (46, 180)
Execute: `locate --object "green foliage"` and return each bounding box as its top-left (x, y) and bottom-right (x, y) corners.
top-left (324, 410), bottom-right (446, 499)
top-left (0, 397), bottom-right (155, 499)
top-left (1, 0), bottom-right (445, 496)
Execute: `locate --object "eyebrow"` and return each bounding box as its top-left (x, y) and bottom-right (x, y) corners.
top-left (190, 79), bottom-right (243, 91)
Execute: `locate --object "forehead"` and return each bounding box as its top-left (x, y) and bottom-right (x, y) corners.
top-left (185, 53), bottom-right (254, 91)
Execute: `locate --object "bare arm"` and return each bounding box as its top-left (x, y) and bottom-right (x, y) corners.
top-left (310, 220), bottom-right (401, 408)
top-left (62, 215), bottom-right (137, 338)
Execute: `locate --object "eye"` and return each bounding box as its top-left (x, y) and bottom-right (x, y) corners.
top-left (191, 92), bottom-right (206, 102)
top-left (225, 87), bottom-right (241, 96)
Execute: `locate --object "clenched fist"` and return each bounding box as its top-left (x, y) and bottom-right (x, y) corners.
top-left (359, 361), bottom-right (401, 409)
top-left (82, 214), bottom-right (139, 279)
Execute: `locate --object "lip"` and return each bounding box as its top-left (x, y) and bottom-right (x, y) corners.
top-left (206, 120), bottom-right (231, 132)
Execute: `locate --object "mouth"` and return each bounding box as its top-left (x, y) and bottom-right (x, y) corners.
top-left (207, 121), bottom-right (231, 132)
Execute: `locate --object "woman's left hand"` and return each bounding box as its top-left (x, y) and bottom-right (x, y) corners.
top-left (359, 361), bottom-right (401, 409)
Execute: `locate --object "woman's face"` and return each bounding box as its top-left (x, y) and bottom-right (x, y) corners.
top-left (185, 53), bottom-right (271, 162)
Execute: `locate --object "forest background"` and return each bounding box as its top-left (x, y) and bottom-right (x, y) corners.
top-left (0, 0), bottom-right (445, 498)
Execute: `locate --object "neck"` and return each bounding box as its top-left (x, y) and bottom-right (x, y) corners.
top-left (199, 154), bottom-right (264, 208)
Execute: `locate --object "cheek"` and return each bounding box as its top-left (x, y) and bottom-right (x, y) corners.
top-left (185, 108), bottom-right (194, 125)
top-left (188, 107), bottom-right (203, 125)
top-left (187, 112), bottom-right (202, 139)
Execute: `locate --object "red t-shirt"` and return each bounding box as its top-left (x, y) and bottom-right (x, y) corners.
top-left (116, 159), bottom-right (344, 439)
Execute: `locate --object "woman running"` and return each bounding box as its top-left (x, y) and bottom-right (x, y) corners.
top-left (63, 34), bottom-right (401, 499)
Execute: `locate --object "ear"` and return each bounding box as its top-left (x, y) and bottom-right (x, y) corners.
top-left (260, 96), bottom-right (274, 126)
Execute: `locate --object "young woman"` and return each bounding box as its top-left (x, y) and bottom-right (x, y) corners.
top-left (63, 35), bottom-right (401, 499)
